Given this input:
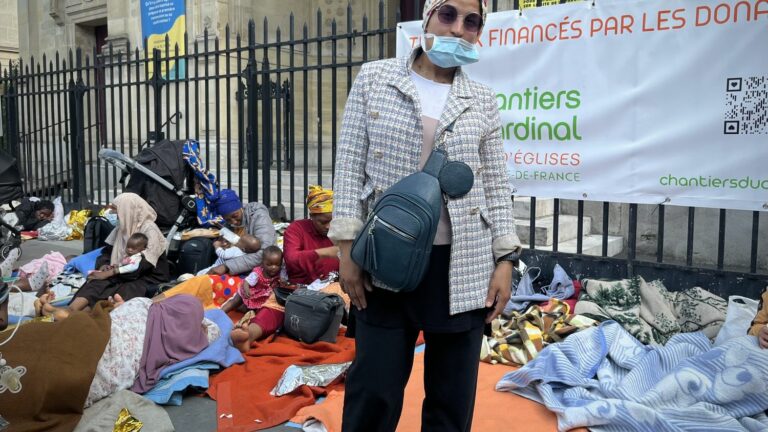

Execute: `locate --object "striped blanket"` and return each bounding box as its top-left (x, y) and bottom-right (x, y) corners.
top-left (497, 321), bottom-right (768, 432)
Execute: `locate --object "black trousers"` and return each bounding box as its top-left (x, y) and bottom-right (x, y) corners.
top-left (342, 246), bottom-right (486, 432)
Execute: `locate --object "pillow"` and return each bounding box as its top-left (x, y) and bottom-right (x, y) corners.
top-left (64, 247), bottom-right (104, 275)
top-left (713, 295), bottom-right (759, 346)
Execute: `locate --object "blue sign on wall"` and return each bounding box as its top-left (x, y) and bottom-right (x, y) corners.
top-left (141, 0), bottom-right (186, 79)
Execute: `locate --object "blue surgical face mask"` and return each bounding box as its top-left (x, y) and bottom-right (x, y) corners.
top-left (423, 33), bottom-right (479, 68)
top-left (104, 211), bottom-right (118, 227)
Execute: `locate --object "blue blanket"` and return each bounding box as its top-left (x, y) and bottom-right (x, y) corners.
top-left (497, 321), bottom-right (768, 432)
top-left (143, 362), bottom-right (219, 405)
top-left (63, 247), bottom-right (103, 274)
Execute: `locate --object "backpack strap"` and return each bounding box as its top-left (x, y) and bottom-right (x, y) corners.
top-left (422, 148), bottom-right (448, 178)
top-left (423, 119), bottom-right (455, 178)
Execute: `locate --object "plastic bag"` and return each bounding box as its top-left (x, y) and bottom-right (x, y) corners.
top-left (713, 295), bottom-right (759, 346)
top-left (52, 197), bottom-right (65, 223)
top-left (64, 209), bottom-right (92, 240)
top-left (38, 221), bottom-right (72, 241)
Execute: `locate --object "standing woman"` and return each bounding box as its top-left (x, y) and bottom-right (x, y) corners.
top-left (329, 1), bottom-right (522, 431)
top-left (66, 193), bottom-right (170, 311)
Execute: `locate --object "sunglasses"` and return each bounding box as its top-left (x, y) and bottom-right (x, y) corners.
top-left (436, 4), bottom-right (483, 33)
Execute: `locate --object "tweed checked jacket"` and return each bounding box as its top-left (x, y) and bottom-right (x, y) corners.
top-left (328, 49), bottom-right (522, 315)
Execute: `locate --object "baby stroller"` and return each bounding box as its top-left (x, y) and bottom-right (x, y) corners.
top-left (0, 148), bottom-right (24, 261)
top-left (99, 140), bottom-right (197, 251)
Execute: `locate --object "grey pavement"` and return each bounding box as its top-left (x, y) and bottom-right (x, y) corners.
top-left (14, 238), bottom-right (303, 432)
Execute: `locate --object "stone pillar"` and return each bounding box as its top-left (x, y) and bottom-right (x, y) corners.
top-left (104, 0), bottom-right (133, 53)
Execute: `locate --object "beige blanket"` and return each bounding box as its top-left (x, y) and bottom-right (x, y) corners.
top-left (75, 390), bottom-right (174, 432)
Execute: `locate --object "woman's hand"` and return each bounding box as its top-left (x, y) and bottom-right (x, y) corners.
top-left (758, 325), bottom-right (768, 349)
top-left (277, 279), bottom-right (296, 289)
top-left (207, 265), bottom-right (228, 275)
top-left (88, 269), bottom-right (114, 280)
top-left (338, 241), bottom-right (372, 310)
top-left (315, 246), bottom-right (340, 260)
top-left (485, 262), bottom-right (513, 323)
top-left (99, 264), bottom-right (113, 272)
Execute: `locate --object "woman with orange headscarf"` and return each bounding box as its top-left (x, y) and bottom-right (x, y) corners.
top-left (225, 185), bottom-right (345, 352)
top-left (282, 185), bottom-right (339, 284)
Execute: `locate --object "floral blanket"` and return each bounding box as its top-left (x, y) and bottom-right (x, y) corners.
top-left (575, 276), bottom-right (727, 345)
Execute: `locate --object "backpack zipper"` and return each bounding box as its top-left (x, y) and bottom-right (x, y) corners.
top-left (373, 215), bottom-right (417, 241)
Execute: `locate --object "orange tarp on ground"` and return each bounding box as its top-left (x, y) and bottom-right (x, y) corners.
top-left (292, 353), bottom-right (588, 432)
top-left (207, 330), bottom-right (356, 431)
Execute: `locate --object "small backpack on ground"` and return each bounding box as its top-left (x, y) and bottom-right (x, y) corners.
top-left (83, 216), bottom-right (114, 253)
top-left (176, 237), bottom-right (216, 275)
top-left (283, 288), bottom-right (345, 344)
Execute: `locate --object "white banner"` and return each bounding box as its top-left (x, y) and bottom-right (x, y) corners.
top-left (396, 0), bottom-right (768, 211)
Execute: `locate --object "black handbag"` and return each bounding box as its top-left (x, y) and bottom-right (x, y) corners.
top-left (351, 141), bottom-right (474, 292)
top-left (273, 286), bottom-right (294, 306)
top-left (283, 288), bottom-right (346, 344)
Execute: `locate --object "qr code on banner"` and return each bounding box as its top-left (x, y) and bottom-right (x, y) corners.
top-left (723, 76), bottom-right (767, 135)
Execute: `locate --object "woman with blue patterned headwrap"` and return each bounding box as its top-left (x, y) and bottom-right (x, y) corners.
top-left (204, 189), bottom-right (276, 276)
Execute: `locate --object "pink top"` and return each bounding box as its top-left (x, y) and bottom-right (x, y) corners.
top-left (239, 265), bottom-right (285, 310)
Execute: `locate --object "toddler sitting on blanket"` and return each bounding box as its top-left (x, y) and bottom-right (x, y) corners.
top-left (221, 245), bottom-right (286, 314)
top-left (222, 246), bottom-right (288, 351)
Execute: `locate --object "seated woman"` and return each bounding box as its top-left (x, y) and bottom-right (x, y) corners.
top-left (51, 193), bottom-right (170, 313)
top-left (153, 190), bottom-right (277, 308)
top-left (205, 189), bottom-right (277, 276)
top-left (0, 291), bottom-right (217, 430)
top-left (229, 187), bottom-right (348, 351)
top-left (282, 185), bottom-right (340, 284)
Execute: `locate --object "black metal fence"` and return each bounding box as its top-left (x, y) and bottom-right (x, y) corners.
top-left (0, 0), bottom-right (765, 297)
top-left (1, 2), bottom-right (393, 221)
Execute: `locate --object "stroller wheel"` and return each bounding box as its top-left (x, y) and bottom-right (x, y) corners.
top-left (0, 243), bottom-right (20, 262)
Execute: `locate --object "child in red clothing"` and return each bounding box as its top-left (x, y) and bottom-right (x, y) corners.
top-left (224, 246), bottom-right (289, 351)
top-left (221, 245), bottom-right (286, 314)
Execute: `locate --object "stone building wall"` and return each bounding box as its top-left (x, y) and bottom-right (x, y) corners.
top-left (0, 0), bottom-right (19, 64)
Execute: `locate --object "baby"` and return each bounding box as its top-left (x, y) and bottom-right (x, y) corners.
top-left (221, 245), bottom-right (286, 314)
top-left (119, 232), bottom-right (148, 272)
top-left (89, 232), bottom-right (148, 279)
top-left (196, 227), bottom-right (260, 276)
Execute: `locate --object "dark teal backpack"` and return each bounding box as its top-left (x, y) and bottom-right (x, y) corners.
top-left (350, 149), bottom-right (448, 292)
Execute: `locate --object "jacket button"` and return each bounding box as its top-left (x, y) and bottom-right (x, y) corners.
top-left (373, 150), bottom-right (383, 158)
top-left (375, 186), bottom-right (383, 193)
top-left (470, 207), bottom-right (479, 215)
top-left (370, 111), bottom-right (379, 119)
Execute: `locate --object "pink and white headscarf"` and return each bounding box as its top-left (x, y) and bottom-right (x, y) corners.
top-left (422, 0), bottom-right (488, 31)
